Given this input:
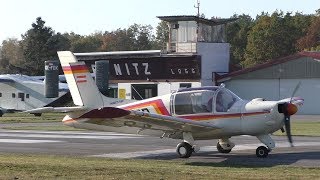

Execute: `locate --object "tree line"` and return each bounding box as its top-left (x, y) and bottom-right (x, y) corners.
top-left (0, 10), bottom-right (319, 76)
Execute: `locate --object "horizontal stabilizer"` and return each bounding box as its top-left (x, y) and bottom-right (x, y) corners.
top-left (23, 106), bottom-right (88, 114)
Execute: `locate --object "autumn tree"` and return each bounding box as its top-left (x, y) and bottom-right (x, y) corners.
top-left (21, 17), bottom-right (71, 75)
top-left (296, 16), bottom-right (320, 51)
top-left (154, 20), bottom-right (169, 49)
top-left (242, 11), bottom-right (300, 67)
top-left (66, 32), bottom-right (102, 53)
top-left (226, 14), bottom-right (253, 65)
top-left (0, 38), bottom-right (25, 73)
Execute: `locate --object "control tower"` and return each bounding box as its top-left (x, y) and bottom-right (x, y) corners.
top-left (158, 15), bottom-right (236, 85)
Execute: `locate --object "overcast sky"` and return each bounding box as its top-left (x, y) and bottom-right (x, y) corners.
top-left (1, 0), bottom-right (319, 42)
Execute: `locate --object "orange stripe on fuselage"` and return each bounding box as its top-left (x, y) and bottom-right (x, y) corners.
top-left (122, 99), bottom-right (170, 115)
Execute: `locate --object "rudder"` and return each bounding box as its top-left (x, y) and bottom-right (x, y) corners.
top-left (58, 51), bottom-right (104, 108)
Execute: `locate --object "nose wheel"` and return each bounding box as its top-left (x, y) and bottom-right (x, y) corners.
top-left (256, 146), bottom-right (269, 158)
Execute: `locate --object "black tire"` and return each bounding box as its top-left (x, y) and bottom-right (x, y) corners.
top-left (0, 111), bottom-right (3, 117)
top-left (217, 142), bottom-right (232, 153)
top-left (176, 142), bottom-right (193, 158)
top-left (256, 146), bottom-right (269, 158)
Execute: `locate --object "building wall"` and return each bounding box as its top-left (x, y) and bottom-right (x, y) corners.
top-left (224, 78), bottom-right (320, 114)
top-left (197, 43), bottom-right (230, 86)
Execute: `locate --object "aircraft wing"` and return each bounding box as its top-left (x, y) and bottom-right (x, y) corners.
top-left (81, 107), bottom-right (219, 133)
top-left (24, 106), bottom-right (88, 113)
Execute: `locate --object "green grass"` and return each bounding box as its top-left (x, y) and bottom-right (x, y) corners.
top-left (0, 113), bottom-right (64, 123)
top-left (0, 154), bottom-right (318, 179)
top-left (273, 121), bottom-right (320, 136)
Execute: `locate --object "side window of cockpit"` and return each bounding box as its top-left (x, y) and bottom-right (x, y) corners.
top-left (174, 93), bottom-right (194, 115)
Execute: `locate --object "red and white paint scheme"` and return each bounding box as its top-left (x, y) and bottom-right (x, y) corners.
top-left (27, 51), bottom-right (304, 158)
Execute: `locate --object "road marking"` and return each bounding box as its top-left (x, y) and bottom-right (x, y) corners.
top-left (0, 139), bottom-right (62, 143)
top-left (90, 142), bottom-right (320, 158)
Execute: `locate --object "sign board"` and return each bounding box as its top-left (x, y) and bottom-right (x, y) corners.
top-left (86, 56), bottom-right (201, 80)
top-left (118, 88), bottom-right (126, 99)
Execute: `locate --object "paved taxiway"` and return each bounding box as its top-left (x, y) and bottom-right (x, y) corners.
top-left (0, 125), bottom-right (319, 167)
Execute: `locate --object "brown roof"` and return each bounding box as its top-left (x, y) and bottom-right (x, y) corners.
top-left (216, 51), bottom-right (320, 81)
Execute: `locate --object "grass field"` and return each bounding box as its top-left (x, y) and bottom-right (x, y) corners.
top-left (273, 121), bottom-right (320, 136)
top-left (0, 113), bottom-right (64, 123)
top-left (0, 154), bottom-right (319, 180)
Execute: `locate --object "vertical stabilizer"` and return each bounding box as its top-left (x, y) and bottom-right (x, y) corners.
top-left (57, 51), bottom-right (104, 108)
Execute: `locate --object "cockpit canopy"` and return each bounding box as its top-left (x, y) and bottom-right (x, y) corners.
top-left (173, 87), bottom-right (241, 115)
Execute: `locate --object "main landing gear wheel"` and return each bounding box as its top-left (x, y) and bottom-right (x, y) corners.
top-left (176, 142), bottom-right (193, 158)
top-left (217, 142), bottom-right (232, 153)
top-left (256, 146), bottom-right (269, 158)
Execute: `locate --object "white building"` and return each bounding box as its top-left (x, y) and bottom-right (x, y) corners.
top-left (216, 52), bottom-right (320, 114)
top-left (75, 15), bottom-right (236, 100)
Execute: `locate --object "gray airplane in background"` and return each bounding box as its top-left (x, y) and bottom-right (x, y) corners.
top-left (0, 74), bottom-right (69, 116)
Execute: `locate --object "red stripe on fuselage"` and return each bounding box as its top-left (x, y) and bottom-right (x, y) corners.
top-left (179, 111), bottom-right (269, 121)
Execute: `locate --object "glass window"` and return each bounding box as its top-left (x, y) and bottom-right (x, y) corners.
top-left (174, 90), bottom-right (215, 115)
top-left (12, 93), bottom-right (15, 98)
top-left (180, 83), bottom-right (191, 88)
top-left (215, 89), bottom-right (240, 112)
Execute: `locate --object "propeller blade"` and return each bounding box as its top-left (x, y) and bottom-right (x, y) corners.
top-left (284, 115), bottom-right (294, 147)
top-left (290, 82), bottom-right (301, 103)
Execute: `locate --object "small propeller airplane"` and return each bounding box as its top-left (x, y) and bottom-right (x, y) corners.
top-left (26, 51), bottom-right (304, 158)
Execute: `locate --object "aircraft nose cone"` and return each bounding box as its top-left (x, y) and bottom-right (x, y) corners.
top-left (287, 103), bottom-right (298, 115)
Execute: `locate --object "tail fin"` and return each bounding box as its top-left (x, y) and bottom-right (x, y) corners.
top-left (58, 51), bottom-right (104, 108)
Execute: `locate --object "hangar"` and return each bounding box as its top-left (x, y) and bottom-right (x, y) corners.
top-left (216, 52), bottom-right (320, 114)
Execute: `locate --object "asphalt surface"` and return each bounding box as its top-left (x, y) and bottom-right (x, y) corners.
top-left (0, 124), bottom-right (319, 167)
